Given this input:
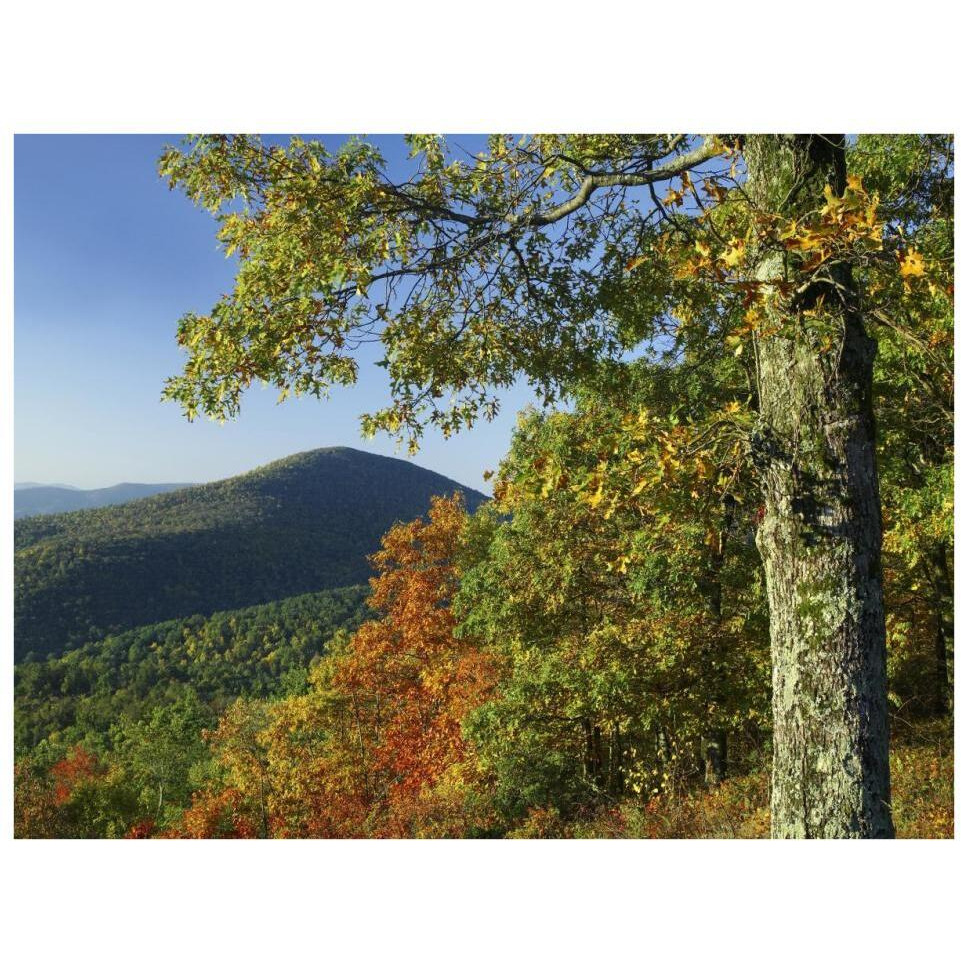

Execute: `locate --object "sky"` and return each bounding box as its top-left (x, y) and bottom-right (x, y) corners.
top-left (14, 135), bottom-right (540, 493)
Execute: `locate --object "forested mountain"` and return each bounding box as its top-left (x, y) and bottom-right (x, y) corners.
top-left (15, 447), bottom-right (486, 661)
top-left (14, 482), bottom-right (194, 519)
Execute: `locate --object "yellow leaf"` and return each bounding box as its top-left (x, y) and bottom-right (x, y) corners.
top-left (719, 240), bottom-right (746, 269)
top-left (821, 183), bottom-right (843, 216)
top-left (899, 248), bottom-right (926, 279)
top-left (779, 219), bottom-right (800, 241)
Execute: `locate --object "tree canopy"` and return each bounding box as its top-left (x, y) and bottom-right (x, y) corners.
top-left (158, 134), bottom-right (947, 449)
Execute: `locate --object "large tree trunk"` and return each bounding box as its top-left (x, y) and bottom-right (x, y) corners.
top-left (745, 135), bottom-right (894, 838)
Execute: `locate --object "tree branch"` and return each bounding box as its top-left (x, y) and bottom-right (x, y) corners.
top-left (513, 138), bottom-right (722, 228)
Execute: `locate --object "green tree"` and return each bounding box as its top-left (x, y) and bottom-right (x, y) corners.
top-left (111, 691), bottom-right (213, 827)
top-left (457, 363), bottom-right (769, 824)
top-left (159, 133), bottom-right (952, 837)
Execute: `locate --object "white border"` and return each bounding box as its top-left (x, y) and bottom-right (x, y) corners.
top-left (1, 1), bottom-right (957, 958)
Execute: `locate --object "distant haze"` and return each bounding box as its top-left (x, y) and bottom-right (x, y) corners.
top-left (15, 481), bottom-right (78, 490)
top-left (14, 482), bottom-right (194, 518)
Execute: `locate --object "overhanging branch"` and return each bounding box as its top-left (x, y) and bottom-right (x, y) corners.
top-left (514, 138), bottom-right (722, 228)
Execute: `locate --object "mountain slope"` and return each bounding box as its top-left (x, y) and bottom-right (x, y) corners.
top-left (15, 584), bottom-right (370, 754)
top-left (15, 447), bottom-right (486, 661)
top-left (15, 482), bottom-right (194, 519)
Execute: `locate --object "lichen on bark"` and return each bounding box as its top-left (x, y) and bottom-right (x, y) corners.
top-left (745, 135), bottom-right (894, 838)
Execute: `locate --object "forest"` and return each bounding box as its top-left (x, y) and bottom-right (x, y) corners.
top-left (14, 586), bottom-right (369, 752)
top-left (13, 133), bottom-right (953, 839)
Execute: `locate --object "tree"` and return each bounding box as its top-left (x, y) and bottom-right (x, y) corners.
top-left (194, 698), bottom-right (275, 837)
top-left (14, 745), bottom-right (138, 839)
top-left (160, 134), bottom-right (952, 837)
top-left (735, 137), bottom-right (890, 836)
top-left (854, 136), bottom-right (954, 719)
top-left (172, 495), bottom-right (499, 838)
top-left (457, 366), bottom-right (769, 823)
top-left (111, 691), bottom-right (212, 828)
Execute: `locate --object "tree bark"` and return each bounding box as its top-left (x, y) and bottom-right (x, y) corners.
top-left (926, 543), bottom-right (953, 715)
top-left (701, 730), bottom-right (728, 788)
top-left (745, 135), bottom-right (894, 838)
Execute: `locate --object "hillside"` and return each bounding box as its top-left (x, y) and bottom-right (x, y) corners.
top-left (15, 482), bottom-right (194, 519)
top-left (14, 447), bottom-right (486, 661)
top-left (14, 584), bottom-right (370, 755)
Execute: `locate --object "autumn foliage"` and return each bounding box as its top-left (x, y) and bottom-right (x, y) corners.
top-left (11, 135), bottom-right (954, 840)
top-left (169, 494), bottom-right (499, 838)
top-left (323, 495), bottom-right (499, 836)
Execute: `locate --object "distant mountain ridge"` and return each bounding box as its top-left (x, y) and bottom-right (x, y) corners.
top-left (15, 482), bottom-right (194, 519)
top-left (15, 481), bottom-right (78, 490)
top-left (15, 447), bottom-right (486, 661)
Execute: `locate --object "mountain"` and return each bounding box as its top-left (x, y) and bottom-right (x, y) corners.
top-left (15, 482), bottom-right (194, 519)
top-left (15, 447), bottom-right (486, 661)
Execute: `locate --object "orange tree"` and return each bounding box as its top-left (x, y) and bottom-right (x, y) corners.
top-left (326, 494), bottom-right (498, 836)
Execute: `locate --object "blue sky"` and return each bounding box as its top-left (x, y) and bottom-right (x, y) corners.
top-left (14, 135), bottom-right (539, 492)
